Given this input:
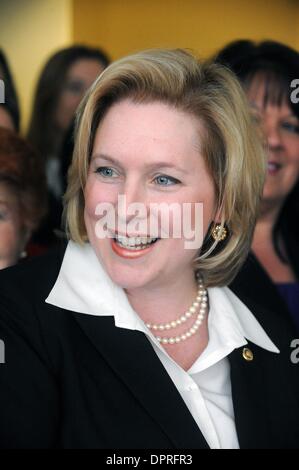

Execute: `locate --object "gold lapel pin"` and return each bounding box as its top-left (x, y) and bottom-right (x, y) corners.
top-left (242, 347), bottom-right (254, 361)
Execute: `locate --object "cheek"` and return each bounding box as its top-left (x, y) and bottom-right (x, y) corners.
top-left (190, 187), bottom-right (216, 236)
top-left (84, 184), bottom-right (100, 220)
top-left (84, 179), bottom-right (119, 239)
top-left (59, 92), bottom-right (77, 111)
top-left (285, 163), bottom-right (299, 191)
top-left (85, 179), bottom-right (115, 215)
top-left (55, 94), bottom-right (78, 129)
top-left (0, 221), bottom-right (22, 266)
top-left (283, 145), bottom-right (299, 181)
top-left (290, 148), bottom-right (299, 176)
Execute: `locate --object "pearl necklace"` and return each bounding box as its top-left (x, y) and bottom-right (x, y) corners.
top-left (145, 277), bottom-right (208, 345)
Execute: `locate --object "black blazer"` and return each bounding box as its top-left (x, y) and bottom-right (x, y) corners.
top-left (230, 245), bottom-right (299, 333)
top-left (0, 242), bottom-right (298, 449)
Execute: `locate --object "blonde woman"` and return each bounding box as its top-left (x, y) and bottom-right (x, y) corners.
top-left (0, 49), bottom-right (298, 449)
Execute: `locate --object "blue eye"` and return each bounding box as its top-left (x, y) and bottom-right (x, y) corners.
top-left (154, 175), bottom-right (180, 186)
top-left (0, 211), bottom-right (8, 221)
top-left (95, 167), bottom-right (118, 178)
top-left (281, 122), bottom-right (299, 134)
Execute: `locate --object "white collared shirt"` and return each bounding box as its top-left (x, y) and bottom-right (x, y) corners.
top-left (46, 241), bottom-right (279, 449)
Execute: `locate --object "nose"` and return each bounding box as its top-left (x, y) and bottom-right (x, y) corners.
top-left (116, 178), bottom-right (149, 227)
top-left (263, 119), bottom-right (283, 152)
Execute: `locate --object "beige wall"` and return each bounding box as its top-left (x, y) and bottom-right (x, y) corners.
top-left (1, 0), bottom-right (299, 132)
top-left (73, 0), bottom-right (299, 60)
top-left (0, 0), bottom-right (72, 131)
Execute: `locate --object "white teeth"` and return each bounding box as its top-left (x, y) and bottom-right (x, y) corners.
top-left (118, 236), bottom-right (127, 246)
top-left (128, 238), bottom-right (135, 247)
top-left (114, 234), bottom-right (157, 248)
top-left (268, 162), bottom-right (280, 171)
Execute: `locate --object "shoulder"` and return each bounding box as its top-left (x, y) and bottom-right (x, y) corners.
top-left (0, 239), bottom-right (72, 383)
top-left (0, 246), bottom-right (66, 448)
top-left (229, 278), bottom-right (298, 360)
top-left (0, 239), bottom-right (67, 304)
top-left (0, 240), bottom-right (68, 358)
top-left (230, 252), bottom-right (294, 330)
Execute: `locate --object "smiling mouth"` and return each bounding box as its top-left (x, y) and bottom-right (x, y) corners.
top-left (267, 162), bottom-right (282, 173)
top-left (113, 234), bottom-right (159, 251)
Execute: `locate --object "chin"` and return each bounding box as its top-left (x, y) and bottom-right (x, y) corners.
top-left (94, 240), bottom-right (161, 289)
top-left (107, 268), bottom-right (152, 290)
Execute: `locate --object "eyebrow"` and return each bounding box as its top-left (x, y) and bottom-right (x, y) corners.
top-left (91, 153), bottom-right (189, 174)
top-left (249, 103), bottom-right (298, 120)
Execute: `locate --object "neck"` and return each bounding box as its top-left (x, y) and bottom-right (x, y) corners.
top-left (125, 270), bottom-right (199, 325)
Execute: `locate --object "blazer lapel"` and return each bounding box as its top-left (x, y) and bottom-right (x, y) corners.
top-left (229, 340), bottom-right (299, 449)
top-left (228, 285), bottom-right (299, 449)
top-left (229, 343), bottom-right (273, 448)
top-left (74, 313), bottom-right (209, 449)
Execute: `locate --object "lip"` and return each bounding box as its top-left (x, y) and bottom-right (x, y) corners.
top-left (267, 161), bottom-right (282, 175)
top-left (111, 237), bottom-right (158, 259)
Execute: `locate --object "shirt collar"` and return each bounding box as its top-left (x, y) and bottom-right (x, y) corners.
top-left (46, 240), bottom-right (279, 357)
top-left (46, 240), bottom-right (142, 330)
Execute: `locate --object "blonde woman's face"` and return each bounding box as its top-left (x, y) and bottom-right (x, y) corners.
top-left (84, 99), bottom-right (216, 290)
top-left (247, 81), bottom-right (299, 209)
top-left (0, 182), bottom-right (23, 269)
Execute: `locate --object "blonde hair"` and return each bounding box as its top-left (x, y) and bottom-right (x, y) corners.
top-left (64, 48), bottom-right (265, 287)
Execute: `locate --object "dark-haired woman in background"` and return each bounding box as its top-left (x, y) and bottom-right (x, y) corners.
top-left (0, 49), bottom-right (20, 131)
top-left (216, 40), bottom-right (299, 332)
top-left (27, 45), bottom-right (110, 246)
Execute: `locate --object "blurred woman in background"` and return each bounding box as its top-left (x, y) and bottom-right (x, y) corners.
top-left (0, 128), bottom-right (47, 268)
top-left (27, 45), bottom-right (110, 246)
top-left (0, 49), bottom-right (20, 132)
top-left (216, 40), bottom-right (299, 331)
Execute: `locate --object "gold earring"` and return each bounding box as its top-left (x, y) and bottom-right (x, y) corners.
top-left (211, 224), bottom-right (227, 241)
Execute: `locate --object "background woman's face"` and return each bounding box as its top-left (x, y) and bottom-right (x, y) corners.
top-left (0, 182), bottom-right (23, 269)
top-left (55, 58), bottom-right (105, 132)
top-left (84, 99), bottom-right (217, 290)
top-left (247, 80), bottom-right (299, 209)
top-left (0, 106), bottom-right (15, 131)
